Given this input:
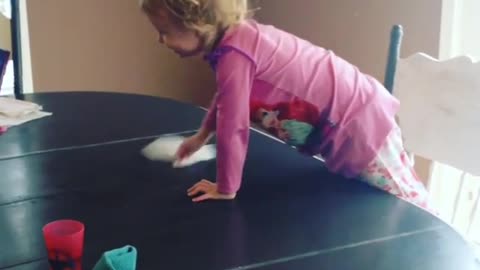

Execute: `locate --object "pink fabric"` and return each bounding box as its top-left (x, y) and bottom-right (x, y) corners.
top-left (202, 20), bottom-right (399, 194)
top-left (359, 124), bottom-right (436, 214)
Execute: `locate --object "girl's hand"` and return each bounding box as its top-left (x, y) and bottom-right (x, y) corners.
top-left (187, 179), bottom-right (236, 202)
top-left (175, 131), bottom-right (209, 161)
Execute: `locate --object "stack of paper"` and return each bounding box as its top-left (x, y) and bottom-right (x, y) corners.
top-left (0, 97), bottom-right (52, 127)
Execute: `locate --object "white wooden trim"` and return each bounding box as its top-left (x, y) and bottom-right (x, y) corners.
top-left (19, 0), bottom-right (33, 93)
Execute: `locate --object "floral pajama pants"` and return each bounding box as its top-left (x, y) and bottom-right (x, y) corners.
top-left (359, 125), bottom-right (436, 213)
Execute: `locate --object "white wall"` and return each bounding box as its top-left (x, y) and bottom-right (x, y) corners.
top-left (441, 0), bottom-right (480, 60)
top-left (458, 0), bottom-right (480, 59)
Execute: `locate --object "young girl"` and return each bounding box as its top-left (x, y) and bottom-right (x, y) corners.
top-left (139, 0), bottom-right (433, 211)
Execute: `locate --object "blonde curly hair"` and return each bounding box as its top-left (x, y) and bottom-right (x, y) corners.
top-left (139, 0), bottom-right (253, 46)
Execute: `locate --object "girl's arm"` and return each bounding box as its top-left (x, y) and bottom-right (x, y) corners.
top-left (201, 50), bottom-right (255, 195)
top-left (200, 92), bottom-right (219, 134)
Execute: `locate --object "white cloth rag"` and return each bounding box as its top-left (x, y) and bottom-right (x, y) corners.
top-left (141, 135), bottom-right (216, 168)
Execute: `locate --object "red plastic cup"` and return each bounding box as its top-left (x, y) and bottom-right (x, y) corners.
top-left (42, 220), bottom-right (85, 270)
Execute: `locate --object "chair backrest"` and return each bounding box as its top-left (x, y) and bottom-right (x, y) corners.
top-left (393, 52), bottom-right (480, 176)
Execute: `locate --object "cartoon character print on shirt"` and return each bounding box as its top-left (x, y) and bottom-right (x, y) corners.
top-left (250, 98), bottom-right (320, 147)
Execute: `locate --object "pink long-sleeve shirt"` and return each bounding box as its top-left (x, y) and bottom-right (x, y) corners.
top-left (202, 20), bottom-right (399, 194)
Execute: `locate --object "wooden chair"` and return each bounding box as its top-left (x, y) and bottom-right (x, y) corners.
top-left (387, 25), bottom-right (480, 251)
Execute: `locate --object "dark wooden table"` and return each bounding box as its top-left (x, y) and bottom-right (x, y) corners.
top-left (0, 92), bottom-right (478, 270)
